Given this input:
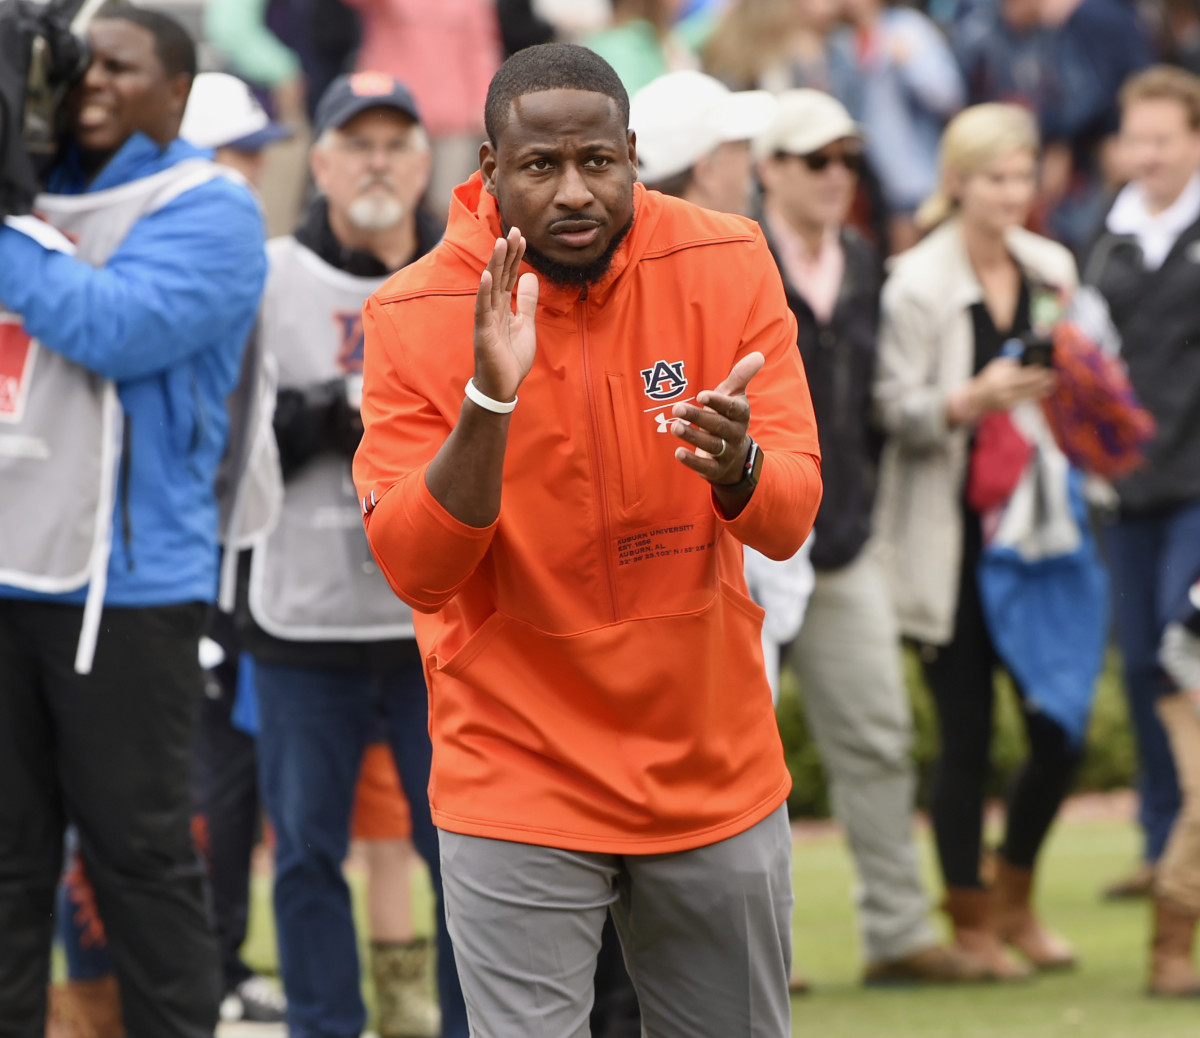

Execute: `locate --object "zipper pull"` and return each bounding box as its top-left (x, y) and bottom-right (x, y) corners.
top-left (579, 283), bottom-right (589, 302)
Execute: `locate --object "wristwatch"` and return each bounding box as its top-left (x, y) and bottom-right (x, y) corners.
top-left (719, 437), bottom-right (763, 493)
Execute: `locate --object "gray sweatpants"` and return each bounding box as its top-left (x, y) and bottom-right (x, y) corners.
top-left (786, 546), bottom-right (936, 963)
top-left (439, 805), bottom-right (793, 1038)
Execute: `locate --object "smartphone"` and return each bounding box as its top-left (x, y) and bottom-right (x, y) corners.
top-left (1019, 334), bottom-right (1055, 369)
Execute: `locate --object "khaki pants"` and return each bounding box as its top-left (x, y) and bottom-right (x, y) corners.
top-left (787, 548), bottom-right (936, 962)
top-left (1156, 693), bottom-right (1200, 914)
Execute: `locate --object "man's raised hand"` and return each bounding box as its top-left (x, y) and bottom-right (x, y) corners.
top-left (472, 226), bottom-right (540, 405)
top-left (670, 351), bottom-right (765, 484)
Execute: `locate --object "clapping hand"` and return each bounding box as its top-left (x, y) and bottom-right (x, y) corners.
top-left (472, 226), bottom-right (540, 406)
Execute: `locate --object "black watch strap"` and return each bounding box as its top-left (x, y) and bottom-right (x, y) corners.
top-left (720, 438), bottom-right (763, 493)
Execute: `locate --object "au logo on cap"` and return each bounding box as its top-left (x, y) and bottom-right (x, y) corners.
top-left (349, 71), bottom-right (396, 98)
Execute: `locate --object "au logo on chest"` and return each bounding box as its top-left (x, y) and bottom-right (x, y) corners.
top-left (640, 359), bottom-right (688, 402)
top-left (0, 316), bottom-right (37, 424)
top-left (334, 310), bottom-right (366, 374)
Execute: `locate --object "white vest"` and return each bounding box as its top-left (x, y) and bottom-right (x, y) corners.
top-left (0, 159), bottom-right (225, 671)
top-left (248, 236), bottom-right (414, 641)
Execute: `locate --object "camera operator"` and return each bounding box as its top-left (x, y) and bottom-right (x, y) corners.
top-left (0, 8), bottom-right (266, 1038)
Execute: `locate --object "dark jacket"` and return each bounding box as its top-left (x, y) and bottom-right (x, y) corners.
top-left (763, 222), bottom-right (883, 571)
top-left (1084, 209), bottom-right (1200, 513)
top-left (236, 197), bottom-right (442, 669)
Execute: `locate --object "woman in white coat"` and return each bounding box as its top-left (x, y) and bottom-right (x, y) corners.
top-left (873, 104), bottom-right (1083, 979)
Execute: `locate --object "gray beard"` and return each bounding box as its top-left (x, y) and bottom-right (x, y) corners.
top-left (347, 195), bottom-right (405, 231)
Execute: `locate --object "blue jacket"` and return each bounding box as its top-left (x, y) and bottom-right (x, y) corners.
top-left (0, 134), bottom-right (267, 607)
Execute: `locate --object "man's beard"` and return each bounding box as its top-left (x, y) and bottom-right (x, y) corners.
top-left (520, 216), bottom-right (634, 289)
top-left (347, 181), bottom-right (405, 231)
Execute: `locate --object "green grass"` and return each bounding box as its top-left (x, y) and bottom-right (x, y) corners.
top-left (240, 817), bottom-right (1199, 1037)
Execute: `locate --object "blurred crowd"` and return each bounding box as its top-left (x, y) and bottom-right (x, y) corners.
top-left (1, 1), bottom-right (1200, 1038)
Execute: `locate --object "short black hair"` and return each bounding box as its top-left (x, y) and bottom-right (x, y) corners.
top-left (484, 43), bottom-right (629, 145)
top-left (97, 4), bottom-right (198, 79)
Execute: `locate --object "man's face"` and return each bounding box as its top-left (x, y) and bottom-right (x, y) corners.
top-left (215, 147), bottom-right (268, 189)
top-left (311, 109), bottom-right (432, 233)
top-left (481, 89), bottom-right (637, 285)
top-left (759, 137), bottom-right (861, 233)
top-left (1121, 98), bottom-right (1200, 213)
top-left (695, 140), bottom-right (755, 216)
top-left (68, 19), bottom-right (190, 155)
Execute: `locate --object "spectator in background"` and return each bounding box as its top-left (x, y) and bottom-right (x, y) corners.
top-left (183, 70), bottom-right (292, 1027)
top-left (703, 0), bottom-right (857, 98)
top-left (241, 73), bottom-right (467, 1038)
top-left (0, 9), bottom-right (266, 1036)
top-left (181, 71), bottom-right (295, 186)
top-left (205, 0), bottom-right (315, 124)
top-left (339, 0), bottom-right (503, 216)
top-left (1146, 0), bottom-right (1200, 75)
top-left (951, 0), bottom-right (1055, 111)
top-left (630, 69), bottom-right (778, 215)
top-left (838, 0), bottom-right (965, 252)
top-left (1083, 65), bottom-right (1200, 912)
top-left (1037, 0), bottom-right (1152, 250)
top-left (702, 0), bottom-right (892, 251)
top-left (874, 104), bottom-right (1087, 979)
top-left (497, 0), bottom-right (614, 53)
top-left (752, 88), bottom-right (988, 987)
top-left (351, 742), bottom-right (442, 1036)
top-left (1152, 574), bottom-right (1200, 995)
top-left (497, 0), bottom-right (558, 55)
top-left (583, 0), bottom-right (698, 94)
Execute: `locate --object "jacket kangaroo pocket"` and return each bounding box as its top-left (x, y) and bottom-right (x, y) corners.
top-left (434, 611), bottom-right (511, 678)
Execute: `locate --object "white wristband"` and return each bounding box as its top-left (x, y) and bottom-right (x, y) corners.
top-left (465, 378), bottom-right (517, 414)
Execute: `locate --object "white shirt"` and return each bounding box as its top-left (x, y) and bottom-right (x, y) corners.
top-left (1106, 171), bottom-right (1200, 271)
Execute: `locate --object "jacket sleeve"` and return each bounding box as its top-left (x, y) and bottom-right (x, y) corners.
top-left (716, 232), bottom-right (823, 561)
top-left (873, 274), bottom-right (951, 451)
top-left (354, 294), bottom-right (498, 612)
top-left (0, 179), bottom-right (267, 383)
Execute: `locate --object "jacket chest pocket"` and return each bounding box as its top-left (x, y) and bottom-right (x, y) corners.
top-left (606, 373), bottom-right (645, 512)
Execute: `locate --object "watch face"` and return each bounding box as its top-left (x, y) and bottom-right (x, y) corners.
top-left (745, 441), bottom-right (763, 486)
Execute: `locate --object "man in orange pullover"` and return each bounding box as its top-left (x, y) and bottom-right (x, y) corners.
top-left (354, 43), bottom-right (822, 1037)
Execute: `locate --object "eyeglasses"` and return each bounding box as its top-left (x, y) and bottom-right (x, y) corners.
top-left (777, 149), bottom-right (865, 174)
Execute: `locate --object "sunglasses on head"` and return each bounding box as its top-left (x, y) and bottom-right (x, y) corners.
top-left (778, 148), bottom-right (864, 174)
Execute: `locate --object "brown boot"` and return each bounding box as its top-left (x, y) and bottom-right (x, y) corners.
top-left (992, 858), bottom-right (1077, 971)
top-left (371, 939), bottom-right (441, 1038)
top-left (863, 943), bottom-right (993, 986)
top-left (46, 984), bottom-right (96, 1038)
top-left (788, 967), bottom-right (812, 995)
top-left (1103, 862), bottom-right (1156, 901)
top-left (1148, 897), bottom-right (1200, 997)
top-left (47, 979), bottom-right (123, 1038)
top-left (942, 887), bottom-right (1032, 981)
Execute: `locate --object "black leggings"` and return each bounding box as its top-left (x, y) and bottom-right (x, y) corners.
top-left (921, 514), bottom-right (1083, 889)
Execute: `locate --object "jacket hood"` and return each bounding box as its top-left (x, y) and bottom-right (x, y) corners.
top-left (443, 172), bottom-right (657, 315)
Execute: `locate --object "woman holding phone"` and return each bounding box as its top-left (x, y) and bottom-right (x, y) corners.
top-left (872, 103), bottom-right (1092, 980)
